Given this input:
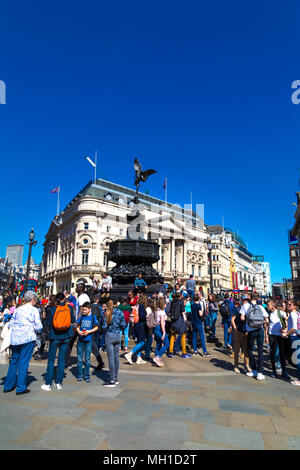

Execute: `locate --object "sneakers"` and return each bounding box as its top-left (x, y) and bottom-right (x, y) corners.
top-left (84, 378), bottom-right (91, 383)
top-left (124, 347), bottom-right (128, 353)
top-left (41, 384), bottom-right (52, 392)
top-left (167, 353), bottom-right (175, 358)
top-left (136, 357), bottom-right (147, 364)
top-left (103, 381), bottom-right (116, 388)
top-left (227, 345), bottom-right (233, 351)
top-left (281, 371), bottom-right (291, 381)
top-left (234, 367), bottom-right (240, 374)
top-left (77, 376), bottom-right (83, 382)
top-left (203, 352), bottom-right (212, 358)
top-left (246, 370), bottom-right (257, 378)
top-left (153, 356), bottom-right (163, 367)
top-left (256, 373), bottom-right (265, 381)
top-left (182, 354), bottom-right (192, 359)
top-left (193, 350), bottom-right (200, 356)
top-left (114, 379), bottom-right (119, 385)
top-left (291, 380), bottom-right (300, 386)
top-left (94, 363), bottom-right (104, 371)
top-left (55, 383), bottom-right (63, 390)
top-left (270, 372), bottom-right (278, 378)
top-left (124, 352), bottom-right (133, 365)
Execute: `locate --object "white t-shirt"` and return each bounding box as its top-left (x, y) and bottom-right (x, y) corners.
top-left (156, 308), bottom-right (167, 323)
top-left (146, 307), bottom-right (152, 317)
top-left (268, 310), bottom-right (287, 336)
top-left (76, 293), bottom-right (90, 320)
top-left (287, 311), bottom-right (299, 337)
top-left (240, 302), bottom-right (268, 332)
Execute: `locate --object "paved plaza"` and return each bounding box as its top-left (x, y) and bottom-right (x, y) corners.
top-left (1, 339), bottom-right (300, 450)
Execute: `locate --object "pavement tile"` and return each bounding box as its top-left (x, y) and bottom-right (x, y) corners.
top-left (117, 389), bottom-right (163, 403)
top-left (123, 380), bottom-right (160, 392)
top-left (219, 399), bottom-right (271, 416)
top-left (143, 417), bottom-right (190, 442)
top-left (12, 416), bottom-right (58, 445)
top-left (192, 379), bottom-right (216, 389)
top-left (203, 423), bottom-right (265, 450)
top-left (104, 430), bottom-right (182, 450)
top-left (0, 401), bottom-right (39, 418)
top-left (78, 397), bottom-right (126, 412)
top-left (162, 404), bottom-right (197, 421)
top-left (212, 410), bottom-right (231, 427)
top-left (235, 391), bottom-right (287, 406)
top-left (181, 441), bottom-right (236, 450)
top-left (271, 417), bottom-right (300, 436)
top-left (34, 405), bottom-right (86, 419)
top-left (185, 422), bottom-right (204, 443)
top-left (287, 437), bottom-right (300, 450)
top-left (263, 433), bottom-right (292, 450)
top-left (188, 396), bottom-right (219, 411)
top-left (194, 408), bottom-right (216, 424)
top-left (118, 398), bottom-right (166, 417)
top-left (0, 416), bottom-right (33, 441)
top-left (92, 410), bottom-right (152, 433)
top-left (33, 423), bottom-right (106, 449)
top-left (279, 406), bottom-right (300, 422)
top-left (229, 412), bottom-right (276, 433)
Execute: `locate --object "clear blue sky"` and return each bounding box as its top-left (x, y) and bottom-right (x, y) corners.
top-left (0, 0), bottom-right (299, 283)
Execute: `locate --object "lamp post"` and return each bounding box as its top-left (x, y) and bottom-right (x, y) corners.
top-left (24, 228), bottom-right (37, 293)
top-left (206, 241), bottom-right (214, 295)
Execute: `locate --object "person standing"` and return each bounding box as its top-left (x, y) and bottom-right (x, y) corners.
top-left (76, 302), bottom-right (99, 382)
top-left (3, 291), bottom-right (43, 395)
top-left (220, 294), bottom-right (235, 352)
top-left (281, 299), bottom-right (300, 386)
top-left (153, 298), bottom-right (169, 367)
top-left (103, 299), bottom-right (126, 387)
top-left (240, 292), bottom-right (268, 380)
top-left (231, 297), bottom-right (250, 373)
top-left (207, 294), bottom-right (218, 339)
top-left (191, 295), bottom-right (211, 357)
top-left (125, 295), bottom-right (151, 364)
top-left (168, 293), bottom-right (191, 359)
top-left (185, 275), bottom-right (196, 299)
top-left (266, 299), bottom-right (290, 381)
top-left (118, 297), bottom-right (131, 352)
top-left (41, 293), bottom-right (75, 391)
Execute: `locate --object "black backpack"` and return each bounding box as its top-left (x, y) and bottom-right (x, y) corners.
top-left (169, 300), bottom-right (183, 323)
top-left (220, 301), bottom-right (231, 319)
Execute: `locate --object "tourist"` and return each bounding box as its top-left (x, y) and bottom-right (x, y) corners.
top-left (76, 301), bottom-right (99, 382)
top-left (231, 297), bottom-right (250, 374)
top-left (266, 299), bottom-right (290, 380)
top-left (281, 299), bottom-right (300, 386)
top-left (185, 275), bottom-right (196, 299)
top-left (152, 297), bottom-right (169, 367)
top-left (219, 293), bottom-right (234, 352)
top-left (3, 291), bottom-right (43, 395)
top-left (118, 297), bottom-right (131, 352)
top-left (103, 299), bottom-right (126, 387)
top-left (34, 294), bottom-right (56, 361)
top-left (101, 273), bottom-right (112, 294)
top-left (207, 294), bottom-right (219, 339)
top-left (168, 293), bottom-right (191, 358)
top-left (125, 294), bottom-right (151, 364)
top-left (134, 273), bottom-right (147, 293)
top-left (191, 294), bottom-right (211, 357)
top-left (65, 283), bottom-right (90, 368)
top-left (90, 295), bottom-right (105, 370)
top-left (240, 292), bottom-right (269, 380)
top-left (41, 292), bottom-right (75, 391)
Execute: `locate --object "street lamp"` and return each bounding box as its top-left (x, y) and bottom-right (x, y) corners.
top-left (24, 228), bottom-right (37, 293)
top-left (206, 241), bottom-right (214, 295)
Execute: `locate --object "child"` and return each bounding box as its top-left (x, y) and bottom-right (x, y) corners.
top-left (76, 302), bottom-right (99, 382)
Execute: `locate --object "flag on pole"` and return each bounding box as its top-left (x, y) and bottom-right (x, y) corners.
top-left (85, 156), bottom-right (96, 168)
top-left (50, 186), bottom-right (59, 193)
top-left (163, 177), bottom-right (167, 190)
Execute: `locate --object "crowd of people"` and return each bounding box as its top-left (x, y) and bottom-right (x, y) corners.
top-left (1, 273), bottom-right (300, 394)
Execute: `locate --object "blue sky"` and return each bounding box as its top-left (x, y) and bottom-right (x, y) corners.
top-left (0, 0), bottom-right (300, 283)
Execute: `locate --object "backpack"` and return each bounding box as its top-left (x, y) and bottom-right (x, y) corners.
top-left (220, 301), bottom-right (231, 319)
top-left (146, 309), bottom-right (160, 329)
top-left (247, 303), bottom-right (264, 329)
top-left (131, 305), bottom-right (139, 324)
top-left (53, 304), bottom-right (71, 331)
top-left (123, 310), bottom-right (131, 325)
top-left (169, 301), bottom-right (183, 323)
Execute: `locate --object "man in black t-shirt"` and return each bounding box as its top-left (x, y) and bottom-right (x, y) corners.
top-left (231, 297), bottom-right (250, 374)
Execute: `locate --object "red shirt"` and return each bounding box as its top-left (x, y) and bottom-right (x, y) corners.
top-left (128, 296), bottom-right (138, 306)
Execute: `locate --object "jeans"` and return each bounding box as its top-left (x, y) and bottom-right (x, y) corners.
top-left (120, 323), bottom-right (130, 349)
top-left (247, 328), bottom-right (264, 374)
top-left (65, 329), bottom-right (78, 366)
top-left (187, 289), bottom-right (195, 299)
top-left (192, 322), bottom-right (207, 354)
top-left (45, 338), bottom-right (69, 385)
top-left (105, 333), bottom-right (121, 382)
top-left (208, 312), bottom-right (218, 337)
top-left (77, 340), bottom-right (92, 379)
top-left (4, 341), bottom-right (35, 393)
top-left (131, 334), bottom-right (152, 358)
top-left (153, 325), bottom-right (169, 358)
top-left (91, 333), bottom-right (104, 366)
top-left (99, 331), bottom-right (106, 350)
top-left (234, 330), bottom-right (249, 368)
top-left (222, 318), bottom-right (232, 348)
top-left (269, 335), bottom-right (287, 373)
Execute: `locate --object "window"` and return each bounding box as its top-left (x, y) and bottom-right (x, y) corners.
top-left (82, 249), bottom-right (89, 265)
top-left (192, 265), bottom-right (195, 276)
top-left (107, 226), bottom-right (111, 233)
top-left (84, 223), bottom-right (89, 230)
top-left (103, 252), bottom-right (108, 268)
top-left (198, 266), bottom-right (201, 277)
top-left (83, 238), bottom-right (89, 245)
top-left (212, 255), bottom-right (216, 261)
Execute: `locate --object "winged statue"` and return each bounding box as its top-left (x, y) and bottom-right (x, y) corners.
top-left (133, 158), bottom-right (157, 200)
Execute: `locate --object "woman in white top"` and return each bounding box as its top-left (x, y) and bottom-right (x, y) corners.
top-left (152, 298), bottom-right (169, 367)
top-left (3, 291), bottom-right (43, 395)
top-left (266, 299), bottom-right (290, 380)
top-left (282, 299), bottom-right (300, 386)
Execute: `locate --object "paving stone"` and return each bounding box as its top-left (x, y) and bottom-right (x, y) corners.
top-left (188, 396), bottom-right (219, 411)
top-left (162, 404), bottom-right (197, 421)
top-left (34, 423), bottom-right (106, 449)
top-left (271, 417), bottom-right (300, 436)
top-left (203, 423), bottom-right (265, 450)
top-left (219, 399), bottom-right (271, 416)
top-left (117, 399), bottom-right (166, 417)
top-left (104, 430), bottom-right (182, 450)
top-left (0, 401), bottom-right (39, 418)
top-left (181, 441), bottom-right (235, 450)
top-left (34, 405), bottom-right (86, 419)
top-left (229, 412), bottom-right (275, 433)
top-left (279, 406), bottom-right (300, 422)
top-left (0, 417), bottom-right (33, 441)
top-left (287, 437), bottom-right (300, 450)
top-left (78, 397), bottom-right (126, 412)
top-left (194, 408), bottom-right (216, 424)
top-left (123, 380), bottom-right (160, 392)
top-left (263, 433), bottom-right (292, 450)
top-left (92, 410), bottom-right (152, 433)
top-left (143, 417), bottom-right (190, 441)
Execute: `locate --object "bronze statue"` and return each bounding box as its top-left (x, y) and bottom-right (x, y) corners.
top-left (134, 158), bottom-right (157, 201)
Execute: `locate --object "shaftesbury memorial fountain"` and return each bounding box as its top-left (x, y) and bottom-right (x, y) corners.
top-left (107, 158), bottom-right (163, 296)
